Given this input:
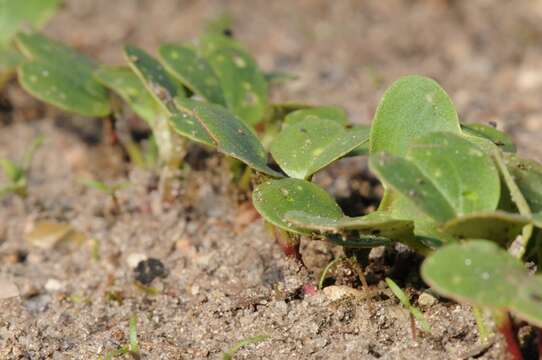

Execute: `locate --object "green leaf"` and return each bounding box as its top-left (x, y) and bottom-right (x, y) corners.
top-left (422, 240), bottom-right (542, 327)
top-left (271, 117), bottom-right (368, 179)
top-left (204, 14), bottom-right (233, 37)
top-left (422, 240), bottom-right (521, 308)
top-left (222, 335), bottom-right (269, 360)
top-left (168, 108), bottom-right (215, 147)
top-left (461, 123), bottom-right (516, 153)
top-left (407, 132), bottom-right (500, 214)
top-left (442, 211), bottom-right (529, 246)
top-left (0, 45), bottom-right (22, 80)
top-left (283, 106), bottom-right (349, 128)
top-left (252, 178), bottom-right (343, 234)
top-left (124, 45), bottom-right (184, 107)
top-left (263, 103), bottom-right (312, 125)
top-left (18, 61), bottom-right (111, 117)
top-left (513, 276), bottom-right (542, 327)
top-left (370, 152), bottom-right (456, 223)
top-left (79, 178), bottom-right (111, 193)
top-left (16, 33), bottom-right (105, 97)
top-left (174, 98), bottom-right (281, 177)
top-left (345, 125), bottom-right (370, 157)
top-left (503, 153), bottom-right (542, 212)
top-left (0, 158), bottom-right (22, 182)
top-left (264, 70), bottom-right (298, 85)
top-left (206, 46), bottom-right (268, 126)
top-left (0, 0), bottom-right (60, 46)
top-left (15, 33), bottom-right (111, 117)
top-left (159, 44), bottom-right (225, 105)
top-left (94, 66), bottom-right (161, 125)
top-left (385, 277), bottom-right (431, 333)
top-left (285, 210), bottom-right (413, 245)
top-left (370, 132), bottom-right (500, 223)
top-left (369, 75), bottom-right (461, 156)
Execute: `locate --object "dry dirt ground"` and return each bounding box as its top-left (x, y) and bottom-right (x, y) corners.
top-left (2, 1), bottom-right (542, 359)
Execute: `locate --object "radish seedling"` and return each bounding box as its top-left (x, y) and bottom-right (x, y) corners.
top-left (385, 277), bottom-right (431, 339)
top-left (0, 135), bottom-right (43, 199)
top-left (251, 75), bottom-right (542, 267)
top-left (222, 335), bottom-right (269, 360)
top-left (79, 178), bottom-right (129, 214)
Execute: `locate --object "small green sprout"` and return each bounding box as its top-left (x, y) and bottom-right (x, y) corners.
top-left (79, 178), bottom-right (129, 213)
top-left (99, 315), bottom-right (140, 360)
top-left (318, 256), bottom-right (344, 290)
top-left (0, 135), bottom-right (43, 199)
top-left (222, 335), bottom-right (269, 360)
top-left (385, 277), bottom-right (431, 339)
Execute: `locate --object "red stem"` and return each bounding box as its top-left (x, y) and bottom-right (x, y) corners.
top-left (537, 328), bottom-right (542, 360)
top-left (497, 313), bottom-right (523, 360)
top-left (272, 226), bottom-right (302, 261)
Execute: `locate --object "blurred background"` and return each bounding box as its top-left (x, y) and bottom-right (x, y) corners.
top-left (9, 0), bottom-right (542, 158)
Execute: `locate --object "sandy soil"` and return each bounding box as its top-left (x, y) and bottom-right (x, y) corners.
top-left (2, 0), bottom-right (542, 359)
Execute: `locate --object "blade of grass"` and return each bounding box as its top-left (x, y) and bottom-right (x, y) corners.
top-left (222, 335), bottom-right (269, 360)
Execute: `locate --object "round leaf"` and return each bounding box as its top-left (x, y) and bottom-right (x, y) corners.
top-left (369, 75), bottom-right (461, 156)
top-left (207, 47), bottom-right (267, 126)
top-left (252, 178), bottom-right (343, 234)
top-left (461, 123), bottom-right (516, 153)
top-left (442, 211), bottom-right (528, 246)
top-left (159, 44), bottom-right (225, 105)
top-left (18, 61), bottom-right (111, 117)
top-left (370, 152), bottom-right (456, 223)
top-left (422, 240), bottom-right (522, 308)
top-left (270, 118), bottom-right (368, 179)
top-left (407, 132), bottom-right (500, 215)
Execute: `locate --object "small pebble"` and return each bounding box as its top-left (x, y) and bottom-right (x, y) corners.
top-left (45, 279), bottom-right (64, 292)
top-left (134, 258), bottom-right (168, 285)
top-left (0, 278), bottom-right (19, 299)
top-left (323, 285), bottom-right (363, 301)
top-left (418, 291), bottom-right (437, 308)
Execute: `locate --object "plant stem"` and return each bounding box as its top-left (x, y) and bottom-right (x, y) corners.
top-left (238, 166), bottom-right (253, 193)
top-left (347, 257), bottom-right (373, 312)
top-left (103, 114), bottom-right (119, 146)
top-left (537, 328), bottom-right (542, 360)
top-left (266, 223), bottom-right (301, 261)
top-left (493, 150), bottom-right (533, 259)
top-left (111, 193), bottom-right (120, 214)
top-left (409, 312), bottom-right (417, 341)
top-left (154, 115), bottom-right (185, 203)
top-left (318, 257), bottom-right (344, 290)
top-left (493, 310), bottom-right (523, 360)
top-left (473, 306), bottom-right (492, 344)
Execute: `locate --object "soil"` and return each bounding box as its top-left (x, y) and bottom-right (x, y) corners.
top-left (2, 0), bottom-right (542, 359)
